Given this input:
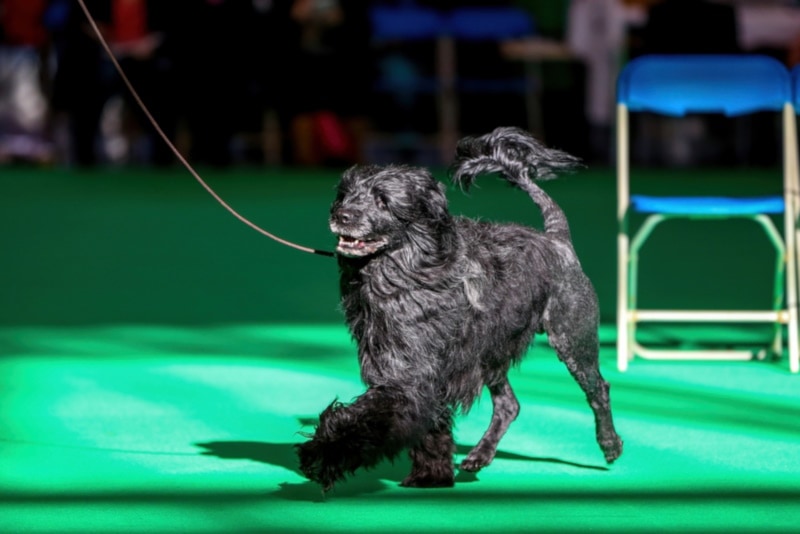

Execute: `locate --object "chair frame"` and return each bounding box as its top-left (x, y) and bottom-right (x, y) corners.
top-left (616, 55), bottom-right (800, 373)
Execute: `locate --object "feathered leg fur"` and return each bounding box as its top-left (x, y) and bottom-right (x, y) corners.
top-left (296, 386), bottom-right (455, 490)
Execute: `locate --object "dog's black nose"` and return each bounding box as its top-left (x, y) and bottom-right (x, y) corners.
top-left (333, 209), bottom-right (357, 225)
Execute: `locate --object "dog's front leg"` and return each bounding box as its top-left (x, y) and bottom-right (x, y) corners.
top-left (402, 408), bottom-right (456, 488)
top-left (296, 386), bottom-right (421, 490)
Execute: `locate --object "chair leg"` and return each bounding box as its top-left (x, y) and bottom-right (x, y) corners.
top-left (793, 208), bottom-right (800, 373)
top-left (616, 103), bottom-right (631, 372)
top-left (785, 213), bottom-right (799, 373)
top-left (786, 180), bottom-right (800, 374)
top-left (617, 232), bottom-right (630, 371)
top-left (782, 104), bottom-right (799, 373)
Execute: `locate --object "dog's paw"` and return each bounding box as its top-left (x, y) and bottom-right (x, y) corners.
top-left (295, 440), bottom-right (340, 491)
top-left (295, 440), bottom-right (323, 481)
top-left (601, 436), bottom-right (624, 464)
top-left (459, 458), bottom-right (487, 473)
top-left (459, 445), bottom-right (496, 472)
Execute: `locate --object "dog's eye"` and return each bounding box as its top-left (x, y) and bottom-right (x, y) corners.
top-left (374, 192), bottom-right (388, 209)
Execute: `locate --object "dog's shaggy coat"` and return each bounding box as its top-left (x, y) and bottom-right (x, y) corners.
top-left (296, 127), bottom-right (623, 490)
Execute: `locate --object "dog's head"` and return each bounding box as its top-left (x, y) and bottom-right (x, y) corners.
top-left (330, 164), bottom-right (450, 258)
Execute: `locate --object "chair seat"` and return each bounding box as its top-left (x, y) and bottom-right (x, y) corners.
top-left (631, 195), bottom-right (785, 215)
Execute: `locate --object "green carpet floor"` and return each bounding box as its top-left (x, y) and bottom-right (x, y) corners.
top-left (1, 165), bottom-right (799, 533)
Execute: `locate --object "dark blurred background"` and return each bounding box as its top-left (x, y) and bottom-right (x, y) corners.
top-left (1, 0), bottom-right (799, 171)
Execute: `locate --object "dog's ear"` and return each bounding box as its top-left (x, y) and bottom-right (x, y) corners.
top-left (408, 176), bottom-right (449, 224)
top-left (427, 180), bottom-right (449, 221)
top-left (378, 166), bottom-right (449, 222)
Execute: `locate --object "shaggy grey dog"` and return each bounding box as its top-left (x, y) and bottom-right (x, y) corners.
top-left (296, 127), bottom-right (623, 490)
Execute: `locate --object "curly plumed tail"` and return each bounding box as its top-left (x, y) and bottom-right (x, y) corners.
top-left (449, 127), bottom-right (582, 239)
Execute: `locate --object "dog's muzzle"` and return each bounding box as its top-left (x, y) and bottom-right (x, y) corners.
top-left (330, 208), bottom-right (390, 258)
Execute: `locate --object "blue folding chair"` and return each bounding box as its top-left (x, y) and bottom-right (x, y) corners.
top-left (370, 5), bottom-right (445, 99)
top-left (447, 6), bottom-right (535, 95)
top-left (439, 6), bottom-right (536, 159)
top-left (616, 54), bottom-right (799, 373)
top-left (369, 5), bottom-right (537, 163)
top-left (369, 5), bottom-right (446, 161)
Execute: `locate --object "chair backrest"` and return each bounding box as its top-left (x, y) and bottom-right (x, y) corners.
top-left (370, 5), bottom-right (444, 42)
top-left (793, 65), bottom-right (800, 108)
top-left (617, 54), bottom-right (791, 117)
top-left (370, 5), bottom-right (536, 42)
top-left (447, 7), bottom-right (535, 40)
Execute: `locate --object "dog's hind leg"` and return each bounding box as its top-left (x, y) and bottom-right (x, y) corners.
top-left (459, 377), bottom-right (520, 472)
top-left (402, 409), bottom-right (456, 488)
top-left (548, 327), bottom-right (623, 464)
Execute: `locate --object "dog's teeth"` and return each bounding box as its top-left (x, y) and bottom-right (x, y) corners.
top-left (339, 236), bottom-right (367, 248)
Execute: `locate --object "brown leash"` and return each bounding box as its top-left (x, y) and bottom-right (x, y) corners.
top-left (75, 0), bottom-right (335, 258)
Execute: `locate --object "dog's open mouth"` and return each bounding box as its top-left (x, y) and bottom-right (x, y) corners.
top-left (336, 234), bottom-right (389, 257)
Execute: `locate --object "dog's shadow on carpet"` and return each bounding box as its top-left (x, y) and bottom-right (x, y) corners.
top-left (195, 436), bottom-right (607, 501)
